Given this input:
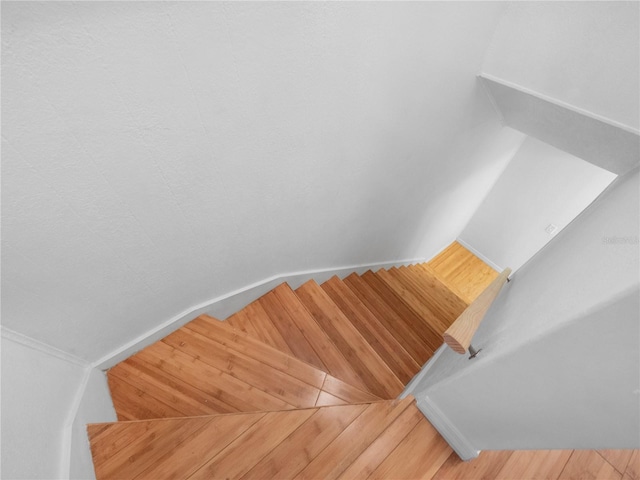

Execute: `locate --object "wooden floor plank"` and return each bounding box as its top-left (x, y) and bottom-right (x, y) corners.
top-left (361, 270), bottom-right (443, 356)
top-left (558, 450), bottom-right (622, 480)
top-left (225, 309), bottom-right (261, 339)
top-left (241, 403), bottom-right (368, 480)
top-left (343, 272), bottom-right (435, 364)
top-left (494, 449), bottom-right (574, 480)
top-left (185, 315), bottom-right (326, 388)
top-left (93, 417), bottom-right (215, 479)
top-left (625, 450), bottom-right (640, 480)
top-left (107, 375), bottom-right (184, 421)
top-left (134, 413), bottom-right (266, 480)
top-left (418, 262), bottom-right (472, 305)
top-left (258, 289), bottom-right (328, 370)
top-left (397, 265), bottom-right (468, 325)
top-left (124, 354), bottom-right (238, 415)
top-left (406, 263), bottom-right (469, 308)
top-left (315, 390), bottom-right (350, 407)
top-left (296, 280), bottom-right (404, 398)
top-left (432, 450), bottom-right (514, 480)
top-left (162, 328), bottom-right (321, 409)
top-left (322, 275), bottom-right (420, 384)
top-left (88, 420), bottom-right (158, 469)
top-left (320, 374), bottom-right (382, 404)
top-left (336, 401), bottom-right (425, 479)
top-left (293, 396), bottom-right (415, 480)
top-left (598, 450), bottom-right (636, 476)
top-left (426, 242), bottom-right (498, 304)
top-left (188, 408), bottom-right (317, 479)
top-left (134, 340), bottom-right (293, 413)
top-left (109, 363), bottom-right (212, 418)
top-left (367, 413), bottom-right (452, 480)
top-left (242, 301), bottom-right (295, 355)
top-left (376, 267), bottom-right (450, 334)
top-left (427, 242), bottom-right (474, 272)
top-left (271, 283), bottom-right (372, 393)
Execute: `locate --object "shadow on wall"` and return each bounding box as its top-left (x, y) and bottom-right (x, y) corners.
top-left (458, 136), bottom-right (617, 271)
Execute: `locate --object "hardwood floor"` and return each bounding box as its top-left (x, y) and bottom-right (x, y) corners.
top-left (92, 242), bottom-right (637, 479)
top-left (89, 396), bottom-right (639, 480)
top-left (435, 448), bottom-right (639, 480)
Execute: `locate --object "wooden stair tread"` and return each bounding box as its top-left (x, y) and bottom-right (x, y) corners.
top-left (89, 412), bottom-right (267, 479)
top-left (225, 308), bottom-right (261, 339)
top-left (160, 328), bottom-right (321, 409)
top-left (343, 272), bottom-right (435, 365)
top-left (376, 267), bottom-right (451, 334)
top-left (321, 275), bottom-right (420, 384)
top-left (88, 400), bottom-right (409, 480)
top-left (108, 374), bottom-right (187, 421)
top-left (269, 283), bottom-right (371, 392)
top-left (257, 288), bottom-right (328, 370)
top-left (170, 326), bottom-right (322, 402)
top-left (189, 408), bottom-right (318, 479)
top-left (227, 303), bottom-right (294, 356)
top-left (125, 340), bottom-right (292, 413)
top-left (367, 409), bottom-right (452, 480)
top-left (336, 397), bottom-right (426, 479)
top-left (108, 313), bottom-right (382, 420)
top-left (89, 407), bottom-right (639, 480)
top-left (320, 374), bottom-right (382, 404)
top-left (295, 280), bottom-right (405, 399)
top-left (397, 265), bottom-right (468, 323)
top-left (173, 326), bottom-right (376, 408)
top-left (293, 396), bottom-right (416, 480)
top-left (186, 315), bottom-right (325, 388)
top-left (109, 355), bottom-right (238, 419)
top-left (361, 270), bottom-right (444, 357)
top-left (240, 403), bottom-right (369, 479)
top-left (426, 241), bottom-right (499, 303)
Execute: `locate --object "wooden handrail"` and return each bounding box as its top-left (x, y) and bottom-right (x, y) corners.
top-left (443, 268), bottom-right (512, 354)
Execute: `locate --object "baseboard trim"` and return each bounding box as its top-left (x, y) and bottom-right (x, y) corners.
top-left (416, 395), bottom-right (480, 461)
top-left (92, 257), bottom-right (425, 370)
top-left (0, 326), bottom-right (89, 368)
top-left (61, 366), bottom-right (93, 479)
top-left (456, 238), bottom-right (503, 272)
top-left (400, 344), bottom-right (447, 399)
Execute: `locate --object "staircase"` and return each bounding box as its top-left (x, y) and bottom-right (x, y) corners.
top-left (88, 242), bottom-right (498, 479)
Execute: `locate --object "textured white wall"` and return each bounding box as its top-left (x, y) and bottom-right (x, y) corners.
top-left (459, 136), bottom-right (616, 271)
top-left (70, 369), bottom-right (116, 480)
top-left (479, 75), bottom-right (640, 176)
top-left (2, 2), bottom-right (508, 362)
top-left (1, 338), bottom-right (86, 479)
top-left (483, 1), bottom-right (639, 129)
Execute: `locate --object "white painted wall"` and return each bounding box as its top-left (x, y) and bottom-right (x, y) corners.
top-left (459, 136), bottom-right (616, 271)
top-left (479, 75), bottom-right (640, 176)
top-left (483, 1), bottom-right (639, 130)
top-left (2, 2), bottom-right (509, 363)
top-left (1, 337), bottom-right (86, 479)
top-left (411, 167), bottom-right (640, 452)
top-left (69, 370), bottom-right (117, 480)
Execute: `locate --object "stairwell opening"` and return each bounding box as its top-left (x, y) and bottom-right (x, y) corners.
top-left (456, 135), bottom-right (617, 272)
